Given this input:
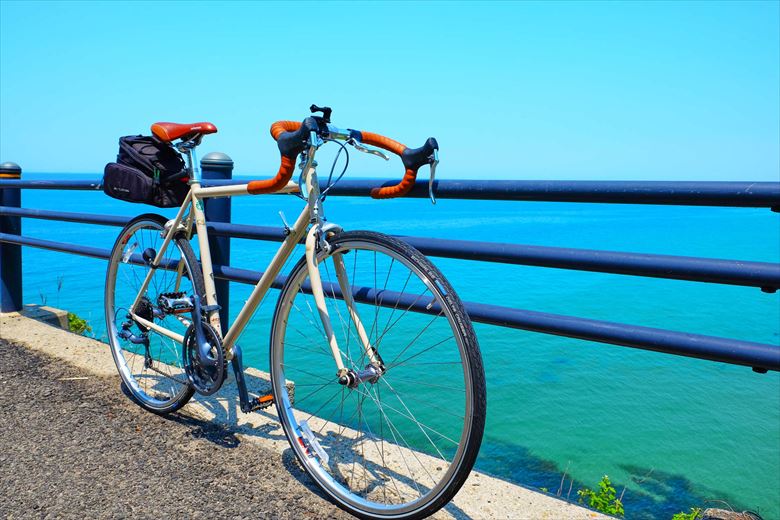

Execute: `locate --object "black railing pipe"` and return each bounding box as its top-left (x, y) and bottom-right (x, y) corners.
top-left (2, 169), bottom-right (778, 374)
top-left (0, 179), bottom-right (102, 190)
top-left (2, 178), bottom-right (779, 209)
top-left (1, 232), bottom-right (777, 372)
top-left (401, 236), bottom-right (780, 292)
top-left (0, 207), bottom-right (130, 226)
top-left (325, 180), bottom-right (780, 209)
top-left (306, 277), bottom-right (780, 372)
top-left (206, 263), bottom-right (780, 373)
top-left (2, 206), bottom-right (779, 291)
top-left (206, 222), bottom-right (780, 291)
top-left (0, 233), bottom-right (110, 261)
top-left (209, 263), bottom-right (780, 371)
top-left (463, 302), bottom-right (780, 372)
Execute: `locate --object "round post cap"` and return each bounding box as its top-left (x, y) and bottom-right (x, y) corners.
top-left (201, 152), bottom-right (234, 167)
top-left (0, 162), bottom-right (22, 178)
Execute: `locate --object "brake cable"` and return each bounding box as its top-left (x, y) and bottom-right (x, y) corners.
top-left (320, 138), bottom-right (350, 201)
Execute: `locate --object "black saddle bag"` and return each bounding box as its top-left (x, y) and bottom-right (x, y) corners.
top-left (103, 135), bottom-right (189, 207)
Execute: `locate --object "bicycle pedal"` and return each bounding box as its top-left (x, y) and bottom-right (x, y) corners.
top-left (158, 292), bottom-right (193, 314)
top-left (249, 394), bottom-right (274, 412)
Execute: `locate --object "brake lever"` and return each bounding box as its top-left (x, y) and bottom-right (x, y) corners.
top-left (347, 138), bottom-right (390, 161)
top-left (428, 149), bottom-right (439, 205)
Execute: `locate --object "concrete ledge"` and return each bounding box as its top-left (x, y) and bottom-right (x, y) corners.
top-left (20, 304), bottom-right (69, 330)
top-left (0, 310), bottom-right (610, 520)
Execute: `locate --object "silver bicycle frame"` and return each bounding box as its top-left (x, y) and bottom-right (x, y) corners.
top-left (125, 140), bottom-right (375, 373)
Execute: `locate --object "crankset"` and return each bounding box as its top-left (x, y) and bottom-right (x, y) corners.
top-left (182, 321), bottom-right (226, 396)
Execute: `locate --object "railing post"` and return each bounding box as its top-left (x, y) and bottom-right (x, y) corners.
top-left (0, 162), bottom-right (23, 313)
top-left (201, 152), bottom-right (233, 328)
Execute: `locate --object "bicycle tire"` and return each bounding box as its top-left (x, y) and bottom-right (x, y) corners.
top-left (105, 213), bottom-right (202, 414)
top-left (270, 230), bottom-right (486, 520)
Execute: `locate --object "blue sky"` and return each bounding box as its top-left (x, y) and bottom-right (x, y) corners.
top-left (1, 0), bottom-right (778, 180)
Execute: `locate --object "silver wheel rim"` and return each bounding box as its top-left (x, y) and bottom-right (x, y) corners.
top-left (271, 238), bottom-right (475, 516)
top-left (105, 219), bottom-right (195, 410)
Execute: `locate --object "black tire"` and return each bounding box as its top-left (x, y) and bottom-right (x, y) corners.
top-left (269, 231), bottom-right (486, 520)
top-left (105, 213), bottom-right (202, 414)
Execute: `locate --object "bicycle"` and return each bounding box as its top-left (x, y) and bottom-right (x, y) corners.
top-left (104, 105), bottom-right (486, 520)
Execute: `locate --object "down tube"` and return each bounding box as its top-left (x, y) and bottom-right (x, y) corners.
top-left (221, 205), bottom-right (311, 352)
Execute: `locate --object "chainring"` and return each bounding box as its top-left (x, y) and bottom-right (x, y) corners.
top-left (182, 321), bottom-right (226, 396)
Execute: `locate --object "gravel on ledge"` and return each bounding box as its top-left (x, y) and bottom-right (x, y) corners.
top-left (0, 338), bottom-right (351, 520)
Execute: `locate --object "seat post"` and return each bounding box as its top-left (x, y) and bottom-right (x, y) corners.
top-left (181, 144), bottom-right (201, 184)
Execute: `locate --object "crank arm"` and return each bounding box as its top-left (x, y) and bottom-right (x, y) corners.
top-left (231, 344), bottom-right (275, 413)
top-left (189, 295), bottom-right (218, 367)
top-left (231, 344), bottom-right (252, 413)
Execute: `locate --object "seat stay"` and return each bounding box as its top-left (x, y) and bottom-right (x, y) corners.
top-left (129, 191), bottom-right (193, 314)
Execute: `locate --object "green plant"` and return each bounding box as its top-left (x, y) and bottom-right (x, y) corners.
top-left (672, 508), bottom-right (702, 520)
top-left (68, 312), bottom-right (92, 335)
top-left (577, 475), bottom-right (625, 517)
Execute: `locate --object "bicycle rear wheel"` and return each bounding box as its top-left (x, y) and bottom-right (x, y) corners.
top-left (270, 231), bottom-right (486, 520)
top-left (105, 213), bottom-right (201, 414)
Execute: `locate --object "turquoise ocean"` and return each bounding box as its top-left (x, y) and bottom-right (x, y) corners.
top-left (14, 173), bottom-right (780, 519)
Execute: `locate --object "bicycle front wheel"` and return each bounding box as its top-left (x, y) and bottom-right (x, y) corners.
top-left (270, 231), bottom-right (486, 520)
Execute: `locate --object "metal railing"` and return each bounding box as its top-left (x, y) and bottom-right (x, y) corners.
top-left (1, 156), bottom-right (779, 372)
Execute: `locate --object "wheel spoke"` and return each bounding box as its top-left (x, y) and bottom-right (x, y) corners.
top-left (106, 218), bottom-right (197, 413)
top-left (270, 233), bottom-right (484, 516)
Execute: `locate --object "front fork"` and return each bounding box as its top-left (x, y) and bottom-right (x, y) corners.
top-left (298, 137), bottom-right (384, 386)
top-left (304, 224), bottom-right (384, 386)
top-left (230, 222), bottom-right (380, 413)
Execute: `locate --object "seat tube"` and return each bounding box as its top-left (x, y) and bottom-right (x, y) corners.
top-left (181, 146), bottom-right (221, 334)
top-left (192, 191), bottom-right (222, 337)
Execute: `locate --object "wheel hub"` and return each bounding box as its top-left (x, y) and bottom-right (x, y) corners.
top-left (338, 363), bottom-right (384, 388)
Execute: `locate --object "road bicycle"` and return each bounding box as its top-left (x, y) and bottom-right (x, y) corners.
top-left (104, 105), bottom-right (486, 520)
